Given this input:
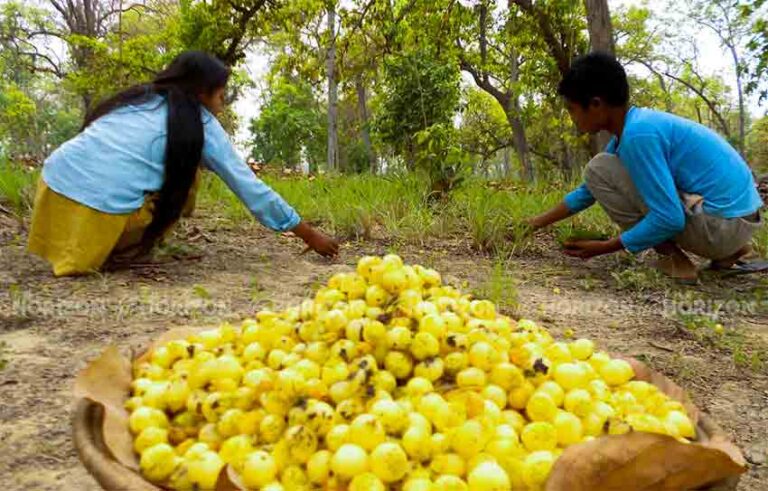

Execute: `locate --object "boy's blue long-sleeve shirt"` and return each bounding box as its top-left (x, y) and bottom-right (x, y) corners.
top-left (564, 107), bottom-right (762, 253)
top-left (42, 96), bottom-right (301, 232)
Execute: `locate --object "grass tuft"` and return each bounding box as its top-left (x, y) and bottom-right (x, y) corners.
top-left (0, 159), bottom-right (39, 216)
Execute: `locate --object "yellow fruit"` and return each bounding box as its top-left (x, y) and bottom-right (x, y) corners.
top-left (553, 411), bottom-right (583, 446)
top-left (219, 435), bottom-right (253, 470)
top-left (382, 268), bottom-right (408, 294)
top-left (305, 400), bottom-right (335, 436)
top-left (357, 256), bottom-right (382, 279)
top-left (139, 443), bottom-right (178, 482)
top-left (600, 359), bottom-right (635, 386)
top-left (664, 410), bottom-right (696, 438)
top-left (402, 426), bottom-right (432, 461)
top-left (384, 351), bottom-right (413, 379)
top-left (370, 442), bottom-right (409, 482)
top-left (414, 357), bottom-right (444, 382)
top-left (285, 425), bottom-right (318, 462)
top-left (482, 385), bottom-right (507, 410)
top-left (404, 477), bottom-right (434, 491)
top-left (331, 444), bottom-right (369, 480)
top-left (129, 406), bottom-right (169, 434)
top-left (457, 367), bottom-right (487, 388)
top-left (444, 352), bottom-right (469, 374)
top-left (626, 413), bottom-right (664, 434)
top-left (526, 391), bottom-right (558, 422)
top-left (468, 342), bottom-right (497, 371)
top-left (545, 342), bottom-right (573, 363)
top-left (406, 377), bottom-right (435, 398)
top-left (469, 300), bottom-right (496, 320)
top-left (451, 420), bottom-right (486, 459)
top-left (350, 472), bottom-right (386, 491)
top-left (349, 414), bottom-right (386, 451)
top-left (569, 339), bottom-right (595, 360)
top-left (134, 427), bottom-right (169, 454)
top-left (430, 432), bottom-right (451, 456)
top-left (507, 381), bottom-right (535, 410)
top-left (187, 450), bottom-right (225, 489)
top-left (411, 332), bottom-right (440, 360)
top-left (366, 285), bottom-right (390, 307)
top-left (467, 461), bottom-right (510, 491)
top-left (522, 450), bottom-right (555, 488)
top-left (553, 363), bottom-right (588, 390)
top-left (307, 450), bottom-right (332, 484)
top-left (431, 453), bottom-right (466, 476)
top-left (325, 423), bottom-right (350, 451)
top-left (371, 399), bottom-right (408, 435)
top-left (521, 422), bottom-right (558, 452)
top-left (564, 389), bottom-right (593, 417)
top-left (582, 411), bottom-right (608, 437)
top-left (420, 313), bottom-right (447, 339)
top-left (386, 326), bottom-right (412, 350)
top-left (242, 450), bottom-right (277, 489)
top-left (489, 362), bottom-right (524, 391)
top-left (259, 414), bottom-right (285, 443)
top-left (435, 474), bottom-right (469, 491)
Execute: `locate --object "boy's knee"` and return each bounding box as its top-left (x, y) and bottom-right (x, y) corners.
top-left (584, 153), bottom-right (621, 183)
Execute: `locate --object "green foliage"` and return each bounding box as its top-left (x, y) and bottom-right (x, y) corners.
top-left (459, 89), bottom-right (513, 166)
top-left (373, 48), bottom-right (461, 162)
top-left (747, 116), bottom-right (768, 171)
top-left (0, 157), bottom-right (39, 215)
top-left (65, 4), bottom-right (183, 108)
top-left (413, 123), bottom-right (472, 200)
top-left (249, 78), bottom-right (326, 170)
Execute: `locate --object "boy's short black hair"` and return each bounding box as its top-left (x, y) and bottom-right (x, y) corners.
top-left (558, 52), bottom-right (629, 108)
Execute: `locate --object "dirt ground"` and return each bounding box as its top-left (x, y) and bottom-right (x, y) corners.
top-left (1, 209), bottom-right (767, 490)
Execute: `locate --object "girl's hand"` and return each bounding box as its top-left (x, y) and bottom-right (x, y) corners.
top-left (292, 222), bottom-right (340, 258)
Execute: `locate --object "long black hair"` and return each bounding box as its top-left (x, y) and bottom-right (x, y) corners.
top-left (83, 51), bottom-right (230, 252)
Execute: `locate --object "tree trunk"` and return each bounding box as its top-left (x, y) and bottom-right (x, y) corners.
top-left (355, 76), bottom-right (376, 174)
top-left (502, 146), bottom-right (511, 178)
top-left (326, 2), bottom-right (339, 172)
top-left (583, 0), bottom-right (614, 153)
top-left (508, 52), bottom-right (533, 181)
top-left (507, 102), bottom-right (534, 182)
top-left (728, 44), bottom-right (746, 155)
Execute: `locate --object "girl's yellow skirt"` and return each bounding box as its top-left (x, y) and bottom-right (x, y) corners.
top-left (28, 171), bottom-right (202, 276)
top-left (27, 180), bottom-right (155, 276)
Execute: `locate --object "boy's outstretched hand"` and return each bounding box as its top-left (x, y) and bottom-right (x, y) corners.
top-left (562, 237), bottom-right (623, 259)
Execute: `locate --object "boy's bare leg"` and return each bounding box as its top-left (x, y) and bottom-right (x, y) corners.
top-left (653, 241), bottom-right (698, 280)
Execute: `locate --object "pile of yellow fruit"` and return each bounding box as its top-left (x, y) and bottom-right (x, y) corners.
top-left (126, 255), bottom-right (696, 490)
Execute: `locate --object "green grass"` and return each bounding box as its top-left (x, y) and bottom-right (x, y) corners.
top-left (196, 171), bottom-right (616, 255)
top-left (753, 210), bottom-right (768, 257)
top-left (472, 260), bottom-right (520, 314)
top-left (676, 313), bottom-right (767, 373)
top-left (0, 159), bottom-right (39, 216)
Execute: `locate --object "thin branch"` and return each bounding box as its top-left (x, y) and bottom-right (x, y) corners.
top-left (664, 71), bottom-right (731, 136)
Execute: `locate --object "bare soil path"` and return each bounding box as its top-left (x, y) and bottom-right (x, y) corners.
top-left (1, 210), bottom-right (766, 490)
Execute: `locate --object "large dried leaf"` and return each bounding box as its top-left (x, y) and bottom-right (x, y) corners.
top-left (73, 346), bottom-right (138, 470)
top-left (546, 358), bottom-right (746, 490)
top-left (545, 431), bottom-right (745, 491)
top-left (74, 334), bottom-right (234, 491)
top-left (74, 335), bottom-right (746, 491)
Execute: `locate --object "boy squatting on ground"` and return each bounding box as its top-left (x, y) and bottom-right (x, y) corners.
top-left (525, 52), bottom-right (763, 281)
